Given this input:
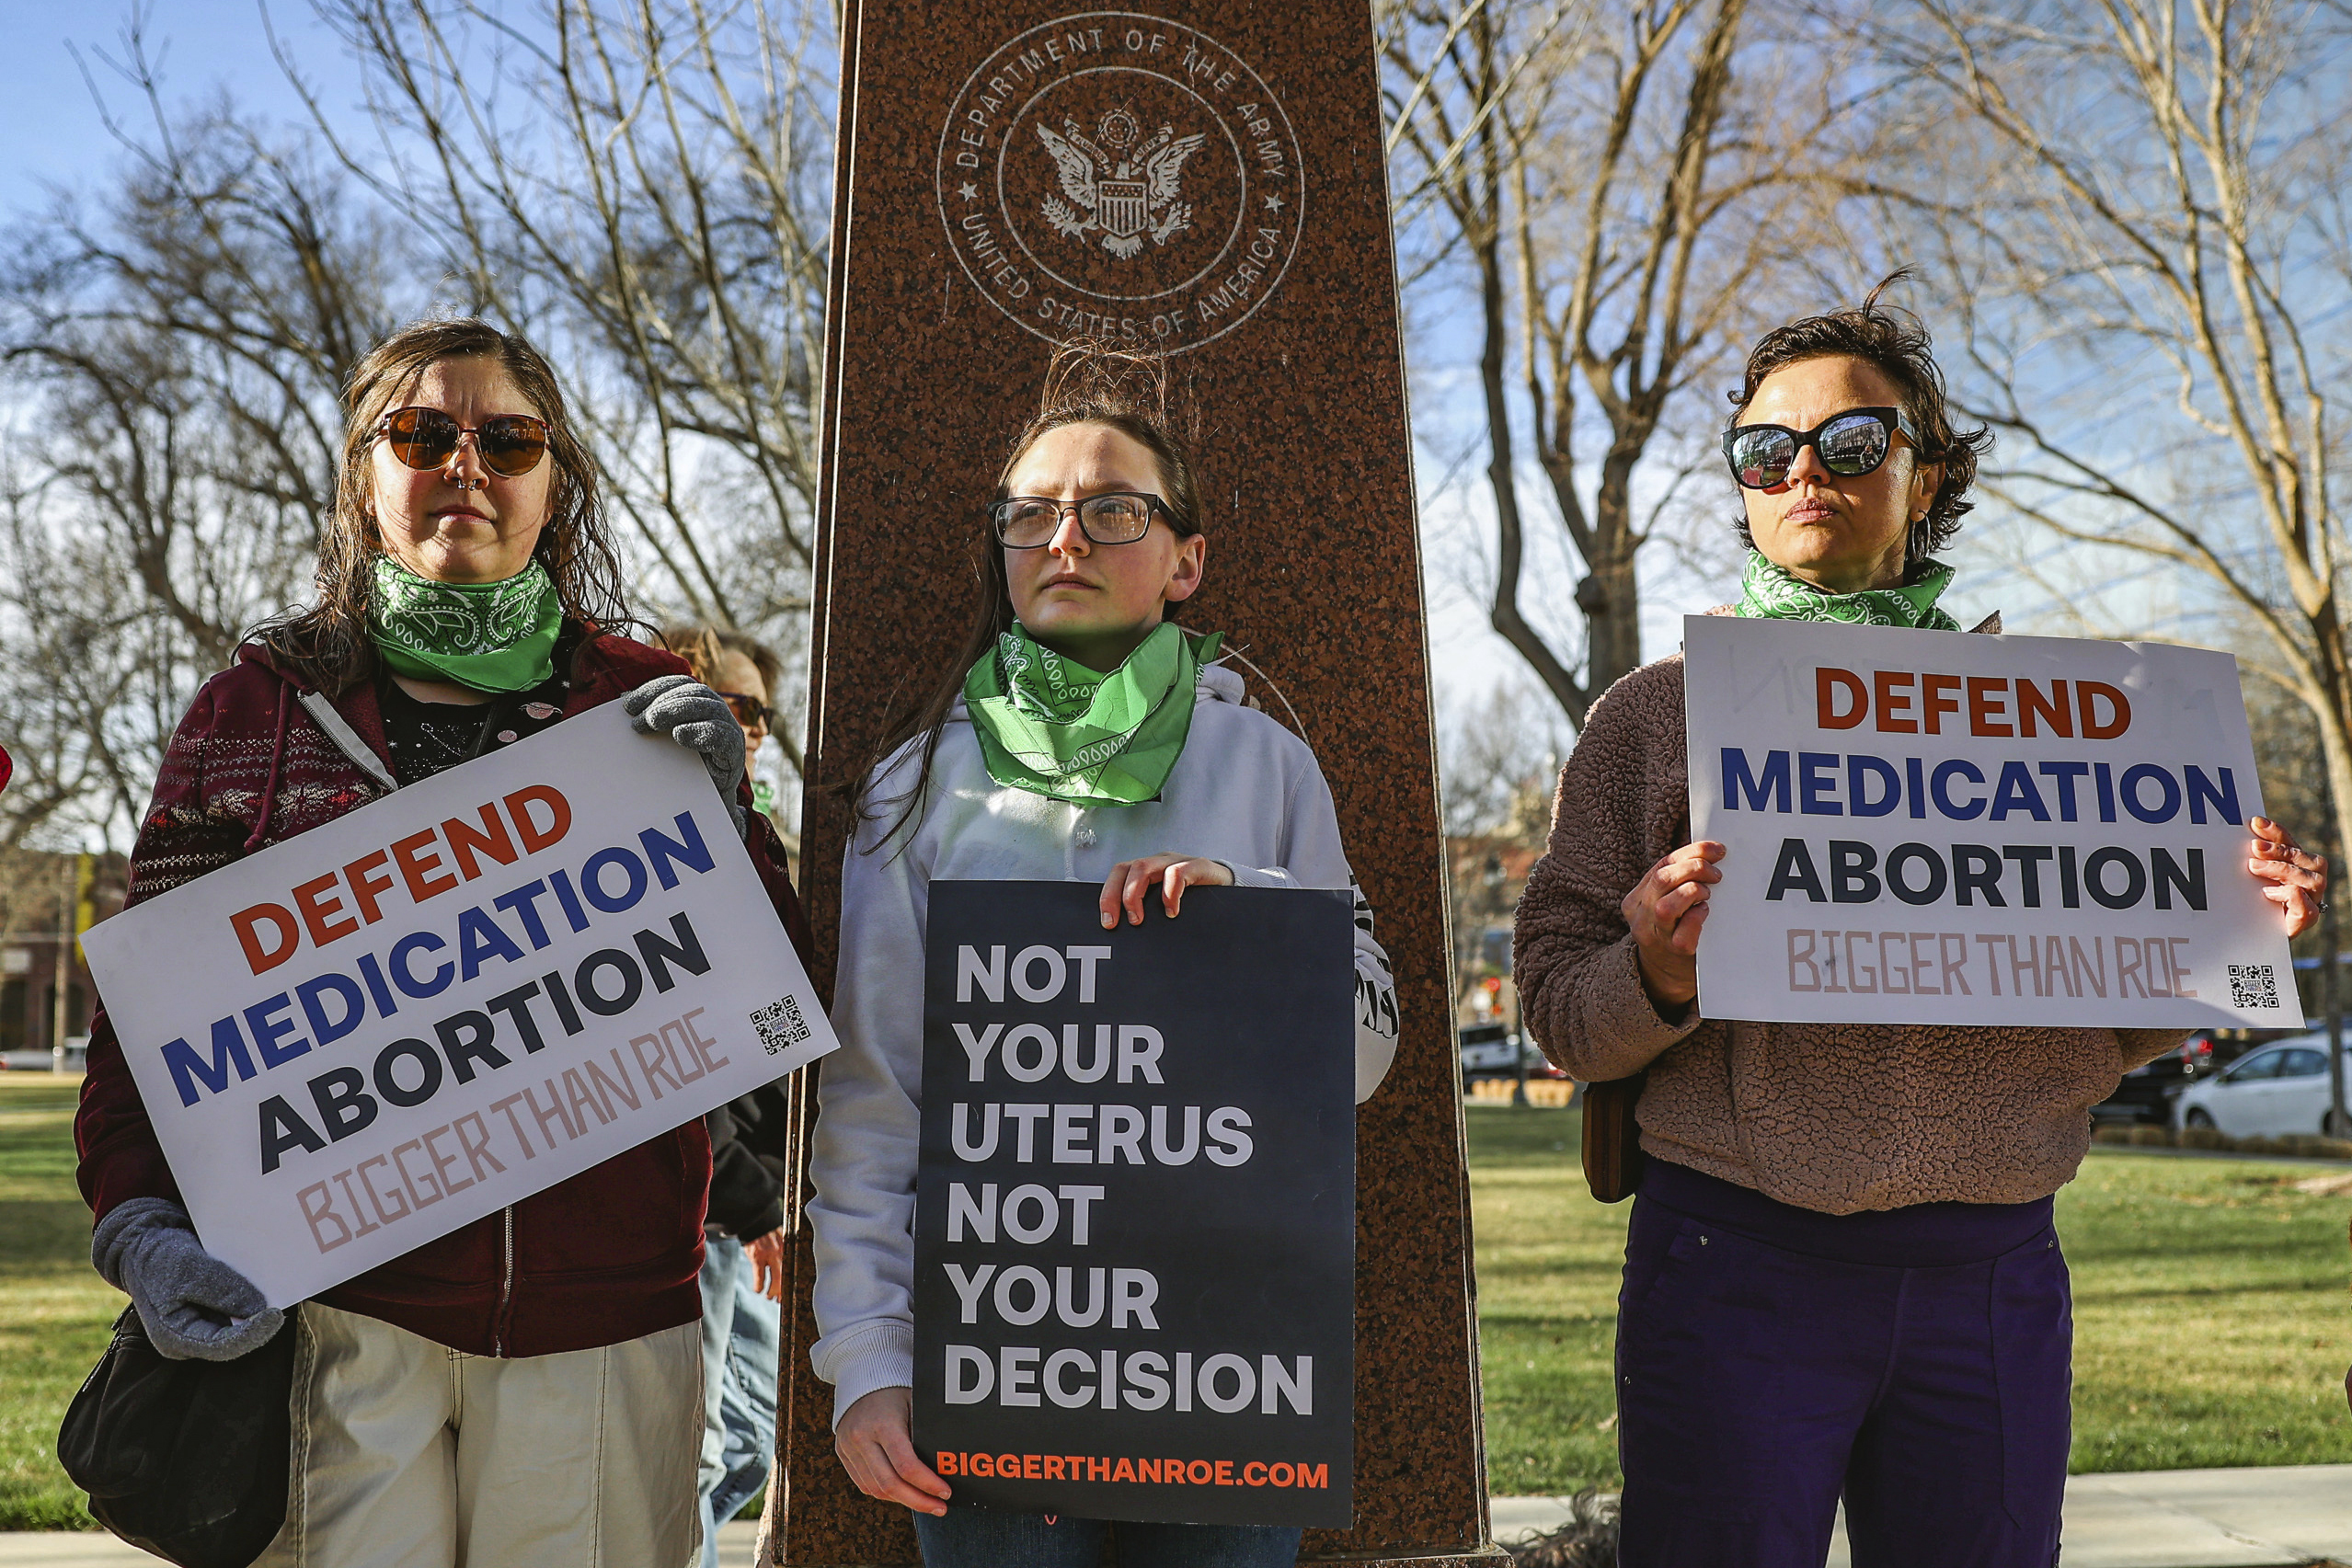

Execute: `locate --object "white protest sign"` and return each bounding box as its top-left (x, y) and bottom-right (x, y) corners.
top-left (85, 702), bottom-right (836, 1307)
top-left (1684, 614), bottom-right (2296, 1028)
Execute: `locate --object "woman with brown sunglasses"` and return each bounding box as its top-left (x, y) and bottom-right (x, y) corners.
top-left (75, 317), bottom-right (810, 1567)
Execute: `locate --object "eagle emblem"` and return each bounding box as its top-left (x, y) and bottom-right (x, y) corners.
top-left (1037, 109), bottom-right (1207, 260)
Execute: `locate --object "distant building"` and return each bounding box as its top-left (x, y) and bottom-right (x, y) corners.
top-left (1447, 835), bottom-right (1540, 1028)
top-left (0, 850), bottom-right (126, 1059)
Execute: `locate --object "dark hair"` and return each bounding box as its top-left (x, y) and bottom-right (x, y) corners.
top-left (657, 624), bottom-right (784, 701)
top-left (843, 340), bottom-right (1207, 841)
top-left (1727, 272), bottom-right (1992, 564)
top-left (254, 317), bottom-right (632, 691)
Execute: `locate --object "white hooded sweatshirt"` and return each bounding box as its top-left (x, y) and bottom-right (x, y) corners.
top-left (807, 663), bottom-right (1400, 1424)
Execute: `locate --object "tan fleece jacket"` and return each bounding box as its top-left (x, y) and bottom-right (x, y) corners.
top-left (1514, 651), bottom-right (2187, 1213)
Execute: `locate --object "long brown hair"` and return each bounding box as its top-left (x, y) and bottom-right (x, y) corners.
top-left (255, 317), bottom-right (632, 691)
top-left (844, 341), bottom-right (1207, 841)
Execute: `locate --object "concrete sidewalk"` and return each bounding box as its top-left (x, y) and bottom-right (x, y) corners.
top-left (0, 1522), bottom-right (768, 1565)
top-left (1490, 1464), bottom-right (2352, 1566)
top-left (7, 1471), bottom-right (2350, 1564)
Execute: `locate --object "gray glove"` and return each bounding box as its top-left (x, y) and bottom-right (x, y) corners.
top-left (625, 674), bottom-right (748, 835)
top-left (92, 1196), bottom-right (284, 1362)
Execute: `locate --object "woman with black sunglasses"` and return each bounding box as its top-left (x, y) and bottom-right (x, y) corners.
top-left (1512, 281), bottom-right (2325, 1568)
top-left (807, 345), bottom-right (1399, 1568)
top-left (75, 318), bottom-right (808, 1567)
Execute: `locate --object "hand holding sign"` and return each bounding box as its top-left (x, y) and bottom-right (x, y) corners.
top-left (2247, 817), bottom-right (2326, 935)
top-left (1622, 841), bottom-right (1725, 1013)
top-left (837, 1387), bottom-right (952, 1516)
top-left (1097, 853), bottom-right (1234, 927)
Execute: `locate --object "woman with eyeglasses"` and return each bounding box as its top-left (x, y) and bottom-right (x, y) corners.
top-left (807, 347), bottom-right (1399, 1568)
top-left (1512, 281), bottom-right (2325, 1568)
top-left (75, 317), bottom-right (808, 1567)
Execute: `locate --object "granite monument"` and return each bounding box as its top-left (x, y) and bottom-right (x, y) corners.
top-left (774, 5), bottom-right (1503, 1562)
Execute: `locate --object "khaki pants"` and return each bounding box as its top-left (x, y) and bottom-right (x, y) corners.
top-left (257, 1302), bottom-right (703, 1568)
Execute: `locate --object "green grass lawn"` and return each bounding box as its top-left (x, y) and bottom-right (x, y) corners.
top-left (1469, 1103), bottom-right (2352, 1496)
top-left (3, 1081), bottom-right (2346, 1526)
top-left (0, 1075), bottom-right (112, 1529)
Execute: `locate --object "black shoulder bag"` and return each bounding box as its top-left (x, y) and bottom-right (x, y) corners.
top-left (58, 1304), bottom-right (299, 1568)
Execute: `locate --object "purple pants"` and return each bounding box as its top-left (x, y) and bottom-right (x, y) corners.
top-left (1615, 1161), bottom-right (2070, 1568)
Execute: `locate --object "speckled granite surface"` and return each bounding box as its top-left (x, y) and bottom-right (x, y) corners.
top-left (771, 4), bottom-right (1493, 1562)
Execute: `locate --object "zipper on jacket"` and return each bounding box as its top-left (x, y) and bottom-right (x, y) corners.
top-left (494, 1205), bottom-right (516, 1356)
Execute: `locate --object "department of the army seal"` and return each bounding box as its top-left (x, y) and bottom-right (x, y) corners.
top-left (937, 13), bottom-right (1305, 352)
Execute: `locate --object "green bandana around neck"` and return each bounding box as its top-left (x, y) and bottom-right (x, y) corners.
top-left (369, 555), bottom-right (563, 693)
top-left (1735, 551), bottom-right (1961, 631)
top-left (962, 620), bottom-right (1224, 806)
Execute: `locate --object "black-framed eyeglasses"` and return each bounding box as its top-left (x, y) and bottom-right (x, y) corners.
top-left (713, 691), bottom-right (774, 728)
top-left (375, 406), bottom-right (552, 478)
top-left (1723, 407), bottom-right (1921, 490)
top-left (988, 492), bottom-right (1170, 548)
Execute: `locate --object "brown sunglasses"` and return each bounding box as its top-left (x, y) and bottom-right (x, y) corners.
top-left (715, 691), bottom-right (775, 728)
top-left (375, 406), bottom-right (551, 479)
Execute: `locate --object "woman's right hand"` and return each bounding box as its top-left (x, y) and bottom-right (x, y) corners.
top-left (1623, 841), bottom-right (1725, 1015)
top-left (1098, 853), bottom-right (1233, 926)
top-left (835, 1386), bottom-right (951, 1516)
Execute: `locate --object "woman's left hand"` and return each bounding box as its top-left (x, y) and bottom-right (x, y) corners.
top-left (1100, 853), bottom-right (1233, 927)
top-left (2248, 816), bottom-right (2327, 938)
top-left (625, 674), bottom-right (747, 832)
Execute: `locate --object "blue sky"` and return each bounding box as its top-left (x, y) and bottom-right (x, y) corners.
top-left (0, 1), bottom-right (362, 218)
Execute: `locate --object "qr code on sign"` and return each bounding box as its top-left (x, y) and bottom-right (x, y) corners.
top-left (751, 994), bottom-right (812, 1056)
top-left (2229, 964), bottom-right (2281, 1010)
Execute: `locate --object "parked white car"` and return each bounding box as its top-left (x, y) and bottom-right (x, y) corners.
top-left (2174, 1033), bottom-right (2351, 1139)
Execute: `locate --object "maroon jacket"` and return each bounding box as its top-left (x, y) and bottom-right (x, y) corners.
top-left (76, 627), bottom-right (814, 1357)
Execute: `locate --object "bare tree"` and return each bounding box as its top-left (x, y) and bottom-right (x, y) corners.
top-left (1875, 0), bottom-right (2352, 839)
top-left (293, 0), bottom-right (835, 777)
top-left (0, 29), bottom-right (405, 848)
top-left (0, 475), bottom-right (208, 852)
top-left (1384, 0), bottom-right (1872, 726)
top-left (1438, 675), bottom-right (1565, 1007)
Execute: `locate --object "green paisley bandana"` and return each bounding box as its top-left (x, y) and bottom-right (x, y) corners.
top-left (963, 621), bottom-right (1224, 806)
top-left (1735, 551), bottom-right (1961, 631)
top-left (369, 556), bottom-right (562, 692)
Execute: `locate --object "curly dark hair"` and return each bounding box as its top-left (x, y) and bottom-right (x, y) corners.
top-left (1727, 272), bottom-right (1992, 565)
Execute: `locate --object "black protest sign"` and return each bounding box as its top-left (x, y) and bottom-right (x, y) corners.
top-left (912, 880), bottom-right (1356, 1528)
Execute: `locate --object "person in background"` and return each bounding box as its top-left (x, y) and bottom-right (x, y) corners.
top-left (664, 626), bottom-right (795, 851)
top-left (658, 623), bottom-right (795, 1562)
top-left (75, 317), bottom-right (809, 1568)
top-left (1512, 280), bottom-right (2325, 1568)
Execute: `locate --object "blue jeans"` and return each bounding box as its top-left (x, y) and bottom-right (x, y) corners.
top-left (696, 1236), bottom-right (783, 1567)
top-left (914, 1508), bottom-right (1302, 1567)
